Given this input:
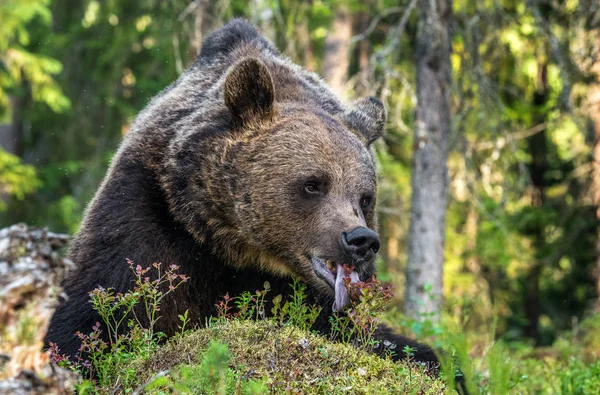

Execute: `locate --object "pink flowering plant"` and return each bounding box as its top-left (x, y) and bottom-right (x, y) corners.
top-left (49, 259), bottom-right (190, 389)
top-left (329, 267), bottom-right (394, 352)
top-left (214, 292), bottom-right (235, 319)
top-left (125, 260), bottom-right (190, 347)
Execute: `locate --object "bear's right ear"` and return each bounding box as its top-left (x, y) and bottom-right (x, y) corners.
top-left (223, 58), bottom-right (274, 125)
top-left (344, 97), bottom-right (386, 146)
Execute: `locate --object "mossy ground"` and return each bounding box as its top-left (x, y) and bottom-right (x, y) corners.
top-left (131, 319), bottom-right (450, 394)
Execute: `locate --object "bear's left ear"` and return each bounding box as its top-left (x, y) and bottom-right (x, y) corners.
top-left (344, 97), bottom-right (386, 146)
top-left (223, 58), bottom-right (274, 125)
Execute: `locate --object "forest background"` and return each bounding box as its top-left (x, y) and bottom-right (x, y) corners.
top-left (1, 0), bottom-right (600, 390)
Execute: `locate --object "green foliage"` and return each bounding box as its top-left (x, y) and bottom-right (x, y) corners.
top-left (510, 354), bottom-right (600, 394)
top-left (47, 252), bottom-right (600, 394)
top-left (216, 279), bottom-right (322, 331)
top-left (558, 359), bottom-right (600, 394)
top-left (0, 148), bottom-right (40, 210)
top-left (382, 307), bottom-right (600, 394)
top-left (580, 314), bottom-right (600, 358)
top-left (148, 340), bottom-right (268, 395)
top-left (0, 0), bottom-right (70, 118)
top-left (278, 279), bottom-right (323, 331)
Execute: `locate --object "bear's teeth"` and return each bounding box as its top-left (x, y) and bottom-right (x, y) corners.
top-left (326, 260), bottom-right (334, 272)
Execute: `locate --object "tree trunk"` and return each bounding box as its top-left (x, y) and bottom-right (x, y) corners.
top-left (0, 96), bottom-right (23, 156)
top-left (297, 20), bottom-right (315, 71)
top-left (524, 60), bottom-right (549, 342)
top-left (188, 0), bottom-right (218, 59)
top-left (355, 7), bottom-right (371, 96)
top-left (322, 7), bottom-right (352, 97)
top-left (404, 0), bottom-right (453, 320)
top-left (251, 0), bottom-right (276, 44)
top-left (0, 95), bottom-right (22, 207)
top-left (590, 37), bottom-right (600, 313)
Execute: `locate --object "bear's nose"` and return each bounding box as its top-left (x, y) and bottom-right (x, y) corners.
top-left (341, 226), bottom-right (380, 262)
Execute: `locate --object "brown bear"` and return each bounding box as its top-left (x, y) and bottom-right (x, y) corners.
top-left (45, 19), bottom-right (439, 370)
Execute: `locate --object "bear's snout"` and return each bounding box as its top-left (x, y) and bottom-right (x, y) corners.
top-left (340, 226), bottom-right (380, 265)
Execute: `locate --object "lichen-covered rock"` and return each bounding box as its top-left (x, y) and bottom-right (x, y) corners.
top-left (131, 320), bottom-right (449, 394)
top-left (0, 224), bottom-right (78, 394)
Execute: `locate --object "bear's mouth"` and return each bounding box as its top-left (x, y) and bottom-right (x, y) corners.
top-left (311, 257), bottom-right (360, 312)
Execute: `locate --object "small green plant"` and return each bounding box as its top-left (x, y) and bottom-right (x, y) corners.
top-left (198, 341), bottom-right (231, 392)
top-left (283, 279), bottom-right (322, 331)
top-left (144, 340), bottom-right (268, 395)
top-left (403, 345), bottom-right (416, 385)
top-left (220, 279), bottom-right (321, 331)
top-left (127, 261), bottom-right (190, 348)
top-left (328, 309), bottom-right (355, 344)
top-left (234, 290), bottom-right (257, 320)
top-left (178, 309), bottom-right (190, 335)
top-left (233, 281), bottom-right (271, 321)
top-left (403, 345), bottom-right (416, 358)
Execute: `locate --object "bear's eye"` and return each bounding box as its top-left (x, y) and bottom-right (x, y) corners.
top-left (303, 182), bottom-right (321, 195)
top-left (359, 195), bottom-right (373, 209)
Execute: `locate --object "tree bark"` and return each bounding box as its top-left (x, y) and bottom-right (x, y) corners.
top-left (188, 0), bottom-right (218, 59)
top-left (590, 37), bottom-right (600, 313)
top-left (322, 7), bottom-right (352, 97)
top-left (0, 96), bottom-right (23, 156)
top-left (355, 7), bottom-right (371, 96)
top-left (297, 20), bottom-right (315, 71)
top-left (404, 0), bottom-right (453, 320)
top-left (251, 0), bottom-right (276, 44)
top-left (524, 60), bottom-right (549, 342)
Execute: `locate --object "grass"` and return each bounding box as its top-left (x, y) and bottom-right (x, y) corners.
top-left (380, 306), bottom-right (600, 394)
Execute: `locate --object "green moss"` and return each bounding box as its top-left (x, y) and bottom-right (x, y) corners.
top-left (133, 320), bottom-right (450, 394)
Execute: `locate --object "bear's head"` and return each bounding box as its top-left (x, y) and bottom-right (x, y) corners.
top-left (166, 58), bottom-right (386, 312)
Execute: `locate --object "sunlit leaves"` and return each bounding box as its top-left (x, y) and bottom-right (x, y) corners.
top-left (2, 48), bottom-right (71, 113)
top-left (135, 15), bottom-right (152, 32)
top-left (0, 149), bottom-right (40, 211)
top-left (82, 1), bottom-right (100, 28)
top-left (0, 0), bottom-right (70, 117)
